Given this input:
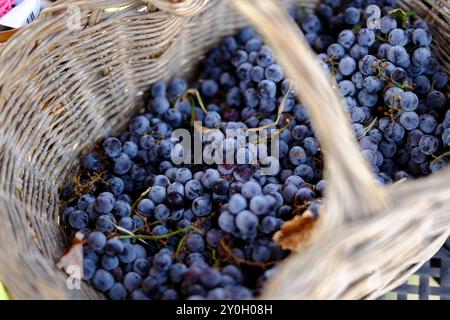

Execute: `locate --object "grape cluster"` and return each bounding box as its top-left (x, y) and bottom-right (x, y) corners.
top-left (298, 0), bottom-right (448, 182)
top-left (61, 23), bottom-right (326, 299)
top-left (60, 0), bottom-right (448, 300)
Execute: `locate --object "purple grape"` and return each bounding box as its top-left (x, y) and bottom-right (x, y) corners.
top-left (344, 7), bottom-right (360, 24)
top-left (151, 80), bottom-right (167, 98)
top-left (69, 210), bottom-right (89, 230)
top-left (105, 238), bottom-right (124, 256)
top-left (339, 55), bottom-right (357, 76)
top-left (82, 152), bottom-right (102, 172)
top-left (388, 28), bottom-right (407, 46)
top-left (418, 135), bottom-right (439, 155)
top-left (358, 28), bottom-right (375, 47)
top-left (412, 47), bottom-right (431, 67)
top-left (103, 137), bottom-right (122, 158)
top-left (201, 79), bottom-right (219, 97)
top-left (191, 196), bottom-right (212, 217)
top-left (265, 64), bottom-right (284, 82)
top-left (400, 111), bottom-right (419, 130)
top-left (235, 210), bottom-right (258, 239)
top-left (380, 16), bottom-right (397, 34)
top-left (92, 269), bottom-right (115, 292)
top-left (186, 234), bottom-right (205, 253)
top-left (122, 272), bottom-right (142, 293)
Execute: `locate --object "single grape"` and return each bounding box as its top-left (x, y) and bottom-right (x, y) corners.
top-left (105, 238), bottom-right (124, 256)
top-left (201, 79), bottom-right (219, 97)
top-left (92, 269), bottom-right (115, 292)
top-left (380, 16), bottom-right (397, 34)
top-left (169, 78), bottom-right (187, 98)
top-left (419, 114), bottom-right (437, 134)
top-left (185, 180), bottom-right (204, 200)
top-left (103, 137), bottom-right (122, 158)
top-left (170, 263), bottom-right (188, 283)
top-left (191, 196), bottom-right (212, 217)
top-left (412, 47), bottom-right (431, 67)
top-left (199, 268), bottom-right (222, 289)
top-left (235, 210), bottom-right (259, 239)
top-left (151, 80), bottom-right (167, 98)
top-left (165, 192), bottom-right (184, 210)
top-left (218, 211), bottom-right (237, 233)
top-left (204, 111), bottom-right (222, 129)
top-left (338, 80), bottom-right (356, 97)
top-left (96, 215), bottom-right (115, 233)
top-left (289, 146), bottom-right (307, 165)
top-left (148, 185), bottom-right (167, 204)
top-left (123, 272), bottom-right (143, 292)
top-left (265, 64), bottom-right (284, 82)
top-left (261, 216), bottom-right (280, 234)
top-left (301, 15), bottom-right (321, 33)
top-left (186, 234), bottom-right (205, 253)
top-left (399, 111), bottom-right (419, 131)
top-left (82, 152), bottom-right (102, 172)
top-left (358, 28), bottom-right (375, 47)
top-left (399, 92), bottom-right (419, 111)
top-left (338, 55), bottom-right (357, 76)
top-left (77, 194), bottom-right (95, 212)
top-left (249, 195), bottom-right (268, 215)
top-left (412, 28), bottom-right (432, 47)
top-left (257, 80), bottom-right (277, 99)
top-left (387, 46), bottom-right (410, 68)
top-left (107, 176), bottom-right (125, 196)
top-left (119, 243), bottom-right (137, 264)
top-left (69, 210), bottom-right (89, 230)
top-left (418, 135), bottom-right (439, 155)
top-left (101, 255), bottom-right (120, 271)
top-left (241, 181), bottom-right (262, 199)
top-left (391, 67), bottom-right (406, 83)
top-left (388, 28), bottom-right (407, 46)
top-left (200, 168), bottom-right (220, 189)
top-left (113, 153), bottom-right (132, 175)
top-left (154, 204), bottom-right (171, 221)
top-left (432, 72), bottom-right (448, 90)
top-left (327, 43), bottom-right (346, 59)
top-left (426, 91), bottom-right (446, 110)
top-left (344, 7), bottom-right (360, 25)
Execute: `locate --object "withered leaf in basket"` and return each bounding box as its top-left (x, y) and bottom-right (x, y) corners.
top-left (273, 210), bottom-right (318, 251)
top-left (55, 232), bottom-right (85, 278)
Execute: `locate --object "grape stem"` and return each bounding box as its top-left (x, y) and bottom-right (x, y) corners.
top-left (131, 185), bottom-right (153, 212)
top-left (174, 231), bottom-right (193, 260)
top-left (211, 247), bottom-right (221, 269)
top-left (185, 88), bottom-right (208, 114)
top-left (116, 226), bottom-right (196, 241)
top-left (431, 151), bottom-right (450, 164)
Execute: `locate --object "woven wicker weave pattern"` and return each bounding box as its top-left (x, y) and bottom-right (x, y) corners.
top-left (0, 0), bottom-right (448, 300)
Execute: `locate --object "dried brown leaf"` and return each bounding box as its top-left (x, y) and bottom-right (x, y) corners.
top-left (273, 210), bottom-right (318, 251)
top-left (55, 232), bottom-right (85, 277)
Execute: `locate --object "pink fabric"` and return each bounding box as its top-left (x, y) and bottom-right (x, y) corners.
top-left (0, 0), bottom-right (16, 18)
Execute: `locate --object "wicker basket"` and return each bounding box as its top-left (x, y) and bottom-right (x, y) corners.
top-left (0, 0), bottom-right (448, 300)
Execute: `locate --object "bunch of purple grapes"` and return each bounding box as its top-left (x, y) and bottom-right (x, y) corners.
top-left (299, 0), bottom-right (448, 182)
top-left (60, 26), bottom-right (325, 300)
top-left (60, 0), bottom-right (448, 300)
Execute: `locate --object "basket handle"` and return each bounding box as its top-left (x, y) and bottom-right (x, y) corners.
top-left (232, 0), bottom-right (388, 231)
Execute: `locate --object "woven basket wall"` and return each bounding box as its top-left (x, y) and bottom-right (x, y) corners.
top-left (0, 0), bottom-right (448, 300)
